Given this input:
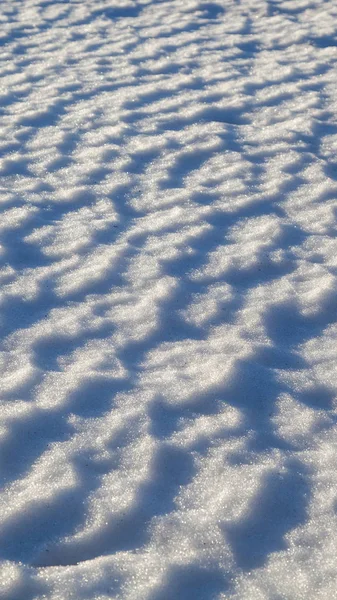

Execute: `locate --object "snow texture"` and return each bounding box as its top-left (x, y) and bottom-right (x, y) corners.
top-left (1, 0), bottom-right (337, 598)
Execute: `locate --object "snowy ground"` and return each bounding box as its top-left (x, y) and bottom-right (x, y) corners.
top-left (1, 0), bottom-right (337, 598)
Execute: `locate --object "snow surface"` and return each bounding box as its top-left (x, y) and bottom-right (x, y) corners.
top-left (1, 0), bottom-right (337, 598)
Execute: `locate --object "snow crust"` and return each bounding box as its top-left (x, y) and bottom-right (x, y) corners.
top-left (1, 0), bottom-right (337, 598)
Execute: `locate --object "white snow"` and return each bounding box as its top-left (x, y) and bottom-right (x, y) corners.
top-left (1, 0), bottom-right (337, 598)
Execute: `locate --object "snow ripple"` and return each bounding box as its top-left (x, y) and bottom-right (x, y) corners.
top-left (1, 0), bottom-right (337, 598)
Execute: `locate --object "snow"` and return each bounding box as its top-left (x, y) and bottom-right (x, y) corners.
top-left (1, 0), bottom-right (337, 598)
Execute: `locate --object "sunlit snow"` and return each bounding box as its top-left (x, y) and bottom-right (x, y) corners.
top-left (1, 0), bottom-right (337, 598)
